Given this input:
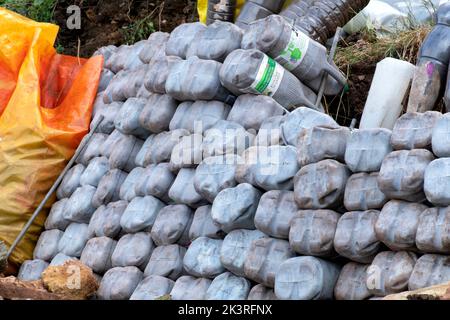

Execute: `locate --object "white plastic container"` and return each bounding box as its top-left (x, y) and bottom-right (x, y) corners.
top-left (360, 58), bottom-right (415, 130)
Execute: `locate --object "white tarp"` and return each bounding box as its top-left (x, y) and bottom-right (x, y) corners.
top-left (344, 0), bottom-right (450, 35)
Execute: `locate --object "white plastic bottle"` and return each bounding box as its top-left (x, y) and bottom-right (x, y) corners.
top-left (359, 58), bottom-right (415, 130)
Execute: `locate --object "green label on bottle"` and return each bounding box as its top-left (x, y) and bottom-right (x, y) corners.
top-left (276, 28), bottom-right (310, 71)
top-left (249, 54), bottom-right (284, 97)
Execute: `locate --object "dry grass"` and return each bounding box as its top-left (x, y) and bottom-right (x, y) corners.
top-left (327, 26), bottom-right (433, 126)
top-left (335, 26), bottom-right (432, 70)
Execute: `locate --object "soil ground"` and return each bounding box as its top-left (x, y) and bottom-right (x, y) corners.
top-left (54, 0), bottom-right (198, 57)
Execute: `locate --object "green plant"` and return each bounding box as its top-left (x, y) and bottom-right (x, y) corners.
top-left (0, 0), bottom-right (57, 22)
top-left (121, 16), bottom-right (156, 45)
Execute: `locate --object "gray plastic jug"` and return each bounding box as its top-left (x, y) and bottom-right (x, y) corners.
top-left (294, 159), bottom-right (350, 209)
top-left (220, 229), bottom-right (268, 277)
top-left (202, 120), bottom-right (255, 158)
top-left (98, 69), bottom-right (115, 93)
top-left (274, 256), bottom-right (341, 300)
top-left (375, 200), bottom-right (427, 252)
top-left (80, 157), bottom-right (110, 188)
top-left (334, 210), bottom-right (381, 263)
top-left (121, 67), bottom-right (148, 99)
top-left (289, 209), bottom-right (341, 257)
top-left (367, 251), bottom-right (417, 297)
top-left (344, 128), bottom-right (393, 173)
top-left (220, 49), bottom-right (319, 110)
top-left (17, 259), bottom-right (49, 281)
top-left (334, 262), bottom-right (371, 300)
top-left (166, 56), bottom-right (235, 104)
top-left (119, 167), bottom-right (145, 202)
top-left (139, 32), bottom-right (170, 64)
top-left (194, 155), bottom-right (240, 203)
top-left (247, 284), bottom-right (278, 300)
top-left (115, 98), bottom-right (149, 139)
top-left (254, 190), bottom-right (298, 239)
top-left (166, 22), bottom-right (208, 59)
top-left (227, 94), bottom-right (284, 131)
top-left (80, 236), bottom-right (117, 274)
top-left (100, 130), bottom-right (128, 158)
top-left (205, 272), bottom-right (251, 300)
top-left (281, 107), bottom-right (338, 146)
top-left (144, 244), bottom-right (186, 281)
top-left (111, 232), bottom-right (154, 270)
top-left (424, 158), bottom-right (450, 206)
top-left (432, 113), bottom-right (450, 157)
top-left (92, 169), bottom-right (128, 208)
top-left (97, 266), bottom-right (143, 300)
top-left (77, 133), bottom-right (108, 166)
top-left (255, 116), bottom-right (285, 146)
top-left (378, 149), bottom-right (434, 202)
top-left (108, 134), bottom-right (143, 172)
top-left (120, 196), bottom-right (165, 234)
top-left (56, 164), bottom-right (85, 199)
top-left (144, 56), bottom-right (181, 94)
top-left (33, 229), bottom-right (64, 261)
top-left (64, 185), bottom-right (97, 224)
top-left (297, 126), bottom-right (350, 166)
top-left (416, 207), bottom-right (450, 253)
top-left (88, 201), bottom-right (127, 239)
top-left (138, 130), bottom-right (189, 166)
top-left (45, 199), bottom-right (70, 231)
top-left (139, 94), bottom-right (178, 134)
top-left (189, 205), bottom-right (224, 241)
top-left (241, 15), bottom-right (346, 95)
top-left (130, 275), bottom-right (174, 300)
top-left (183, 237), bottom-right (225, 278)
top-left (186, 21), bottom-right (243, 62)
top-left (170, 276), bottom-right (212, 300)
top-left (170, 134), bottom-right (204, 171)
top-left (90, 101), bottom-right (121, 134)
top-left (49, 253), bottom-right (77, 266)
top-left (57, 223), bottom-right (90, 258)
top-left (134, 163), bottom-right (175, 201)
top-left (211, 183), bottom-right (262, 232)
top-left (150, 204), bottom-right (193, 246)
top-left (244, 237), bottom-right (295, 287)
top-left (408, 254), bottom-right (450, 291)
top-left (344, 172), bottom-right (388, 211)
top-left (391, 112), bottom-right (442, 150)
top-left (168, 168), bottom-right (209, 208)
top-left (169, 100), bottom-right (231, 134)
top-left (236, 145), bottom-right (300, 191)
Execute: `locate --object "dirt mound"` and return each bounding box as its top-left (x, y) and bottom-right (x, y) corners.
top-left (54, 0), bottom-right (198, 57)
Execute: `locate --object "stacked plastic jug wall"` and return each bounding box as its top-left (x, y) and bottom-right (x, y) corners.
top-left (22, 15), bottom-right (450, 300)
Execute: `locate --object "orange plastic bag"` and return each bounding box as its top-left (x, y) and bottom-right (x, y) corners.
top-left (0, 8), bottom-right (103, 266)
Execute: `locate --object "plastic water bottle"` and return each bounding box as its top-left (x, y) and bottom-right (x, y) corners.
top-left (207, 0), bottom-right (237, 25)
top-left (241, 15), bottom-right (347, 95)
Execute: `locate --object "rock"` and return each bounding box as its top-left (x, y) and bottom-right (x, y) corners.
top-left (41, 260), bottom-right (99, 300)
